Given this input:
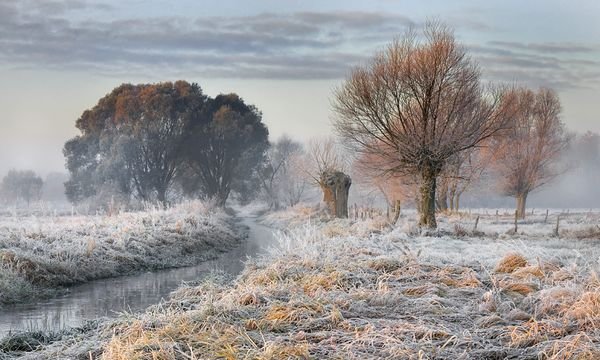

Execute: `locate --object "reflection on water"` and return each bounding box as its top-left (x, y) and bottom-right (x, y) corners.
top-left (0, 218), bottom-right (277, 337)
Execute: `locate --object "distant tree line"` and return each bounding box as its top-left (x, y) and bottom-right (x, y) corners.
top-left (0, 171), bottom-right (70, 207)
top-left (0, 170), bottom-right (43, 206)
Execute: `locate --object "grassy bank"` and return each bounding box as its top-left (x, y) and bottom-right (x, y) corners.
top-left (0, 201), bottom-right (243, 307)
top-left (3, 207), bottom-right (600, 359)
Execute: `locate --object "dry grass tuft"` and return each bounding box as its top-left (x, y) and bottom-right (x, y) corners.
top-left (495, 253), bottom-right (529, 273)
top-left (500, 281), bottom-right (538, 296)
top-left (509, 319), bottom-right (565, 347)
top-left (239, 292), bottom-right (262, 306)
top-left (537, 287), bottom-right (577, 317)
top-left (259, 341), bottom-right (310, 360)
top-left (511, 265), bottom-right (545, 280)
top-left (368, 258), bottom-right (403, 272)
top-left (321, 221), bottom-right (352, 238)
top-left (301, 272), bottom-right (341, 295)
top-left (541, 333), bottom-right (600, 360)
top-left (437, 267), bottom-right (482, 288)
top-left (402, 285), bottom-right (434, 297)
top-left (564, 291), bottom-right (600, 329)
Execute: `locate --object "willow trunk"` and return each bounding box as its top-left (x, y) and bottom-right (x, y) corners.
top-left (419, 166), bottom-right (438, 228)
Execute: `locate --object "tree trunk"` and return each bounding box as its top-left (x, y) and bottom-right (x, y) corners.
top-left (516, 192), bottom-right (528, 220)
top-left (437, 179), bottom-right (448, 212)
top-left (391, 199), bottom-right (401, 225)
top-left (267, 188), bottom-right (279, 210)
top-left (418, 167), bottom-right (437, 229)
top-left (157, 187), bottom-right (168, 208)
top-left (215, 187), bottom-right (230, 207)
top-left (320, 171), bottom-right (352, 218)
top-left (448, 180), bottom-right (459, 212)
top-left (415, 193), bottom-right (422, 214)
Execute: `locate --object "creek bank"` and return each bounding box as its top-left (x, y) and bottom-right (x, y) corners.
top-left (0, 201), bottom-right (244, 308)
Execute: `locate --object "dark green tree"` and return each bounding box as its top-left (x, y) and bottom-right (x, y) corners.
top-left (182, 94), bottom-right (269, 206)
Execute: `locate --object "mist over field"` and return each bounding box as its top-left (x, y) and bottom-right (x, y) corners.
top-left (0, 1), bottom-right (599, 359)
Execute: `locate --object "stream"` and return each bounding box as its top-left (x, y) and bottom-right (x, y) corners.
top-left (0, 217), bottom-right (277, 338)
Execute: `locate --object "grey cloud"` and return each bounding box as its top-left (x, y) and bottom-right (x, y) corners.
top-left (477, 54), bottom-right (600, 91)
top-left (0, 4), bottom-right (409, 79)
top-left (477, 55), bottom-right (563, 70)
top-left (0, 1), bottom-right (598, 88)
top-left (469, 41), bottom-right (600, 90)
top-left (294, 11), bottom-right (414, 28)
top-left (489, 40), bottom-right (598, 54)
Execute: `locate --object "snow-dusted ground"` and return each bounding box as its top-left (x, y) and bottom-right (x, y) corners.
top-left (2, 205), bottom-right (599, 359)
top-left (0, 201), bottom-right (242, 306)
top-left (265, 205), bottom-right (600, 271)
top-left (398, 209), bottom-right (600, 272)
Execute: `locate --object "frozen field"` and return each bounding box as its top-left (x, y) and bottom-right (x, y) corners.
top-left (2, 206), bottom-right (599, 359)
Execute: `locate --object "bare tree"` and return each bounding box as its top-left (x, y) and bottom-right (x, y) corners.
top-left (437, 147), bottom-right (489, 212)
top-left (332, 22), bottom-right (513, 228)
top-left (258, 135), bottom-right (305, 209)
top-left (281, 151), bottom-right (308, 207)
top-left (491, 87), bottom-right (568, 219)
top-left (303, 137), bottom-right (348, 184)
top-left (353, 152), bottom-right (418, 210)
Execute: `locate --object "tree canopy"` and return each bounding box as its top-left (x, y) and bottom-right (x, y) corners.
top-left (182, 94), bottom-right (269, 206)
top-left (64, 81), bottom-right (268, 207)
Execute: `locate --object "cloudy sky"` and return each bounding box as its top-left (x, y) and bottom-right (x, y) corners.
top-left (1, 0), bottom-right (599, 175)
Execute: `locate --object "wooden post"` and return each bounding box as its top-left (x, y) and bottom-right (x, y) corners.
top-left (554, 215), bottom-right (560, 237)
top-left (544, 209), bottom-right (549, 223)
top-left (391, 200), bottom-right (401, 225)
top-left (473, 215), bottom-right (480, 233)
top-left (495, 209), bottom-right (499, 224)
top-left (514, 210), bottom-right (518, 233)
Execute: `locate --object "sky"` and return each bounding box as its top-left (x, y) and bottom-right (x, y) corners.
top-left (0, 0), bottom-right (599, 176)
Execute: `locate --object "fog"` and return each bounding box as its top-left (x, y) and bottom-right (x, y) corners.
top-left (2, 130), bottom-right (600, 211)
top-left (460, 132), bottom-right (600, 210)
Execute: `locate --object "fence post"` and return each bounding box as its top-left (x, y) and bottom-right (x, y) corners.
top-left (473, 215), bottom-right (480, 233)
top-left (392, 200), bottom-right (401, 225)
